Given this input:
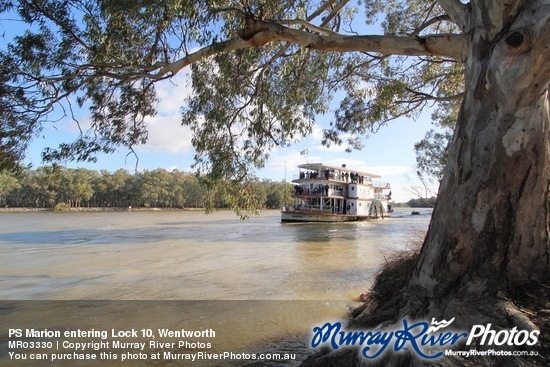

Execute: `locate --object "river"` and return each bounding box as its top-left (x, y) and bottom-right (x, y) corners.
top-left (0, 208), bottom-right (431, 366)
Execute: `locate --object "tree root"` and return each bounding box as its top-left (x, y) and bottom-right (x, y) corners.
top-left (300, 246), bottom-right (550, 367)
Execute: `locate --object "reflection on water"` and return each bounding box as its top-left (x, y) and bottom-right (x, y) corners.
top-left (0, 208), bottom-right (431, 366)
top-left (0, 209), bottom-right (431, 301)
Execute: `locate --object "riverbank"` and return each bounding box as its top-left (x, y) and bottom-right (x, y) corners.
top-left (301, 236), bottom-right (550, 367)
top-left (0, 206), bottom-right (206, 212)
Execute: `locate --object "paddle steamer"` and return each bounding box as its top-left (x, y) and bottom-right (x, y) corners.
top-left (281, 163), bottom-right (392, 222)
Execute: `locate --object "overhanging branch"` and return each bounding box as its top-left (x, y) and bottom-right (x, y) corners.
top-left (117, 20), bottom-right (467, 82)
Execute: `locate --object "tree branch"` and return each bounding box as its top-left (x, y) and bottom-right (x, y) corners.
top-left (399, 89), bottom-right (464, 103)
top-left (136, 21), bottom-right (466, 81)
top-left (411, 15), bottom-right (451, 36)
top-left (319, 0), bottom-right (350, 27)
top-left (268, 21), bottom-right (466, 60)
top-left (437, 0), bottom-right (470, 32)
top-left (59, 19), bottom-right (464, 84)
top-left (272, 18), bottom-right (337, 35)
top-left (307, 0), bottom-right (339, 21)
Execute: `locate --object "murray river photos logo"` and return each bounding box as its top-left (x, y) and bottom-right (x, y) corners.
top-left (310, 317), bottom-right (540, 360)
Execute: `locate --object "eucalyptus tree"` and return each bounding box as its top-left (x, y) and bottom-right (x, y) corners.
top-left (135, 168), bottom-right (172, 207)
top-left (414, 99), bottom-right (459, 184)
top-left (0, 170), bottom-right (20, 206)
top-left (104, 168), bottom-right (134, 206)
top-left (1, 0), bottom-right (548, 364)
top-left (61, 167), bottom-right (96, 207)
top-left (167, 169), bottom-right (187, 207)
top-left (34, 164), bottom-right (64, 207)
top-left (181, 173), bottom-right (206, 208)
top-left (412, 128), bottom-right (452, 195)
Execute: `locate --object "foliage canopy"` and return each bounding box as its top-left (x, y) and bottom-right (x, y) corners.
top-left (1, 0), bottom-right (464, 184)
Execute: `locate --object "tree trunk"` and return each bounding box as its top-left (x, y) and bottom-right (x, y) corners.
top-left (407, 0), bottom-right (549, 320)
top-left (410, 1), bottom-right (550, 317)
top-left (313, 3), bottom-right (549, 366)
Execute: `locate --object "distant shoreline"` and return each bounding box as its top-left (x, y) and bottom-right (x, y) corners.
top-left (0, 207), bottom-right (206, 212)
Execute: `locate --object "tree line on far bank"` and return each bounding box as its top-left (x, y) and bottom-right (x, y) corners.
top-left (0, 165), bottom-right (294, 210)
top-left (405, 197), bottom-right (437, 208)
top-left (0, 165), bottom-right (435, 210)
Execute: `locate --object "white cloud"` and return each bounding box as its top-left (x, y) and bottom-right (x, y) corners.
top-left (139, 114), bottom-right (194, 154)
top-left (310, 124), bottom-right (324, 142)
top-left (53, 115), bottom-right (92, 135)
top-left (49, 69), bottom-right (195, 156)
top-left (388, 184), bottom-right (417, 203)
top-left (263, 151), bottom-right (319, 176)
top-left (138, 70), bottom-right (195, 154)
top-left (155, 71), bottom-right (192, 117)
top-left (308, 124), bottom-right (350, 153)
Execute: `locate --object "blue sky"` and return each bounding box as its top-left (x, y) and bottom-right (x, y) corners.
top-left (23, 67), bottom-right (440, 203)
top-left (9, 3), bottom-right (443, 204)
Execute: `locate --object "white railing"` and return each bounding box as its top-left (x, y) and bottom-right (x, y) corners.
top-left (285, 204), bottom-right (332, 214)
top-left (371, 181), bottom-right (391, 188)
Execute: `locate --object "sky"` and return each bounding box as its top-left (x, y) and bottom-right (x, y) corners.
top-left (10, 3), bottom-right (444, 204)
top-left (22, 66), bottom-right (441, 203)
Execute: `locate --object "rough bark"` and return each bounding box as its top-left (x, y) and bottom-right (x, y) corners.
top-left (407, 0), bottom-right (550, 315)
top-left (304, 1), bottom-right (549, 366)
